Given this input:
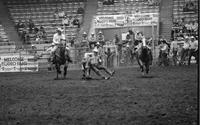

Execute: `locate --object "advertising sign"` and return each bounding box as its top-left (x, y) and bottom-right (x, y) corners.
top-left (0, 54), bottom-right (38, 72)
top-left (94, 13), bottom-right (159, 28)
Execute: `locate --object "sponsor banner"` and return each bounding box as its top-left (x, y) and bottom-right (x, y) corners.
top-left (94, 13), bottom-right (158, 28)
top-left (0, 54), bottom-right (38, 72)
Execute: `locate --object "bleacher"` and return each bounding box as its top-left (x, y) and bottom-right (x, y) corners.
top-left (0, 24), bottom-right (14, 46)
top-left (97, 0), bottom-right (159, 15)
top-left (5, 0), bottom-right (86, 44)
top-left (173, 0), bottom-right (198, 22)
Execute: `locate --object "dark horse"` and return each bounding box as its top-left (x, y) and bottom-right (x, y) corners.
top-left (53, 45), bottom-right (72, 80)
top-left (136, 46), bottom-right (152, 75)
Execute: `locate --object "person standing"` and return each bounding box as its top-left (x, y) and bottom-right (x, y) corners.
top-left (179, 36), bottom-right (190, 65)
top-left (97, 31), bottom-right (105, 46)
top-left (159, 40), bottom-right (169, 66)
top-left (188, 36), bottom-right (198, 65)
top-left (170, 38), bottom-right (179, 66)
top-left (88, 33), bottom-right (96, 49)
top-left (81, 32), bottom-right (89, 48)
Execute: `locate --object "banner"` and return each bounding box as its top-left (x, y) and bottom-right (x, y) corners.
top-left (0, 54), bottom-right (38, 72)
top-left (94, 13), bottom-right (159, 28)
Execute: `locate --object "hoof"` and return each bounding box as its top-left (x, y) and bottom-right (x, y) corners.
top-left (142, 72), bottom-right (145, 76)
top-left (54, 78), bottom-right (59, 80)
top-left (104, 77), bottom-right (110, 80)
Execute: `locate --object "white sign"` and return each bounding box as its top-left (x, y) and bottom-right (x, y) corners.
top-left (94, 13), bottom-right (159, 28)
top-left (0, 54), bottom-right (38, 72)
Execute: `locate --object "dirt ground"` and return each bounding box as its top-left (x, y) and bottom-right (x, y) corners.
top-left (0, 65), bottom-right (198, 125)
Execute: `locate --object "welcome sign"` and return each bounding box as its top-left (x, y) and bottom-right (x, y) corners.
top-left (0, 54), bottom-right (38, 72)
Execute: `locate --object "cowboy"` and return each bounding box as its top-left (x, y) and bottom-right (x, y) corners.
top-left (97, 31), bottom-right (105, 46)
top-left (188, 36), bottom-right (198, 65)
top-left (159, 39), bottom-right (169, 66)
top-left (50, 28), bottom-right (66, 63)
top-left (81, 31), bottom-right (89, 48)
top-left (179, 36), bottom-right (190, 65)
top-left (170, 38), bottom-right (179, 65)
top-left (81, 52), bottom-right (93, 79)
top-left (88, 48), bottom-right (114, 79)
top-left (88, 32), bottom-right (96, 49)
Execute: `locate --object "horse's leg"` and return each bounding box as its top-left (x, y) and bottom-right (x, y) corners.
top-left (54, 64), bottom-right (61, 80)
top-left (145, 63), bottom-right (149, 74)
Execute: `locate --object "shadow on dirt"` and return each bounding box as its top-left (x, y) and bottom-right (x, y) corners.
top-left (136, 75), bottom-right (157, 79)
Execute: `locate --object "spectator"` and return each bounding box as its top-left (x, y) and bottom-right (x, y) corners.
top-left (16, 20), bottom-right (25, 32)
top-left (192, 21), bottom-right (198, 34)
top-left (158, 39), bottom-right (169, 66)
top-left (179, 36), bottom-right (190, 65)
top-left (113, 34), bottom-right (120, 45)
top-left (39, 26), bottom-right (46, 39)
top-left (103, 0), bottom-right (114, 5)
top-left (28, 19), bottom-right (35, 33)
top-left (188, 36), bottom-right (198, 65)
top-left (89, 33), bottom-right (96, 49)
top-left (69, 37), bottom-right (75, 47)
top-left (73, 16), bottom-right (80, 28)
top-left (62, 16), bottom-right (70, 26)
top-left (77, 7), bottom-right (84, 14)
top-left (105, 48), bottom-right (115, 68)
top-left (54, 9), bottom-right (59, 19)
top-left (58, 8), bottom-right (65, 18)
top-left (81, 32), bottom-right (89, 48)
top-left (170, 38), bottom-right (179, 66)
top-left (97, 31), bottom-right (105, 46)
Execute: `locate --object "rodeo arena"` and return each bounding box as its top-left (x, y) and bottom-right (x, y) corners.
top-left (0, 0), bottom-right (199, 124)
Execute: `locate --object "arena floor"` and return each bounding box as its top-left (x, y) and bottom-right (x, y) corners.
top-left (0, 65), bottom-right (198, 125)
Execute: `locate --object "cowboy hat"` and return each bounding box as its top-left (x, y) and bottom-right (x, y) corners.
top-left (190, 36), bottom-right (195, 39)
top-left (98, 31), bottom-right (102, 34)
top-left (57, 27), bottom-right (63, 32)
top-left (93, 48), bottom-right (99, 53)
top-left (83, 32), bottom-right (87, 35)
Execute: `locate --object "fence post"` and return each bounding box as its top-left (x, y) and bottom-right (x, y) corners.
top-left (19, 50), bottom-right (22, 72)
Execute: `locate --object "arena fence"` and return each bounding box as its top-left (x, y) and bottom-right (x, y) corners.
top-left (0, 44), bottom-right (160, 72)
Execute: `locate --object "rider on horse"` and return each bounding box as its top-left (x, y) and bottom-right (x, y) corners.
top-left (134, 33), bottom-right (153, 65)
top-left (49, 27), bottom-right (72, 64)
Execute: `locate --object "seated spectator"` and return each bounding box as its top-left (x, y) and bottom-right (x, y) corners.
top-left (29, 19), bottom-right (35, 33)
top-left (69, 37), bottom-right (75, 47)
top-left (34, 27), bottom-right (39, 34)
top-left (183, 1), bottom-right (196, 12)
top-left (192, 21), bottom-right (198, 34)
top-left (54, 9), bottom-right (59, 19)
top-left (39, 26), bottom-right (47, 39)
top-left (58, 8), bottom-right (65, 18)
top-left (148, 0), bottom-right (154, 5)
top-left (16, 20), bottom-right (25, 32)
top-left (73, 16), bottom-right (80, 28)
top-left (103, 0), bottom-right (114, 5)
top-left (62, 16), bottom-right (70, 26)
top-left (77, 7), bottom-right (84, 14)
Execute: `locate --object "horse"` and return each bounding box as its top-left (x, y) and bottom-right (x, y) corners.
top-left (53, 45), bottom-right (72, 80)
top-left (136, 45), bottom-right (152, 75)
